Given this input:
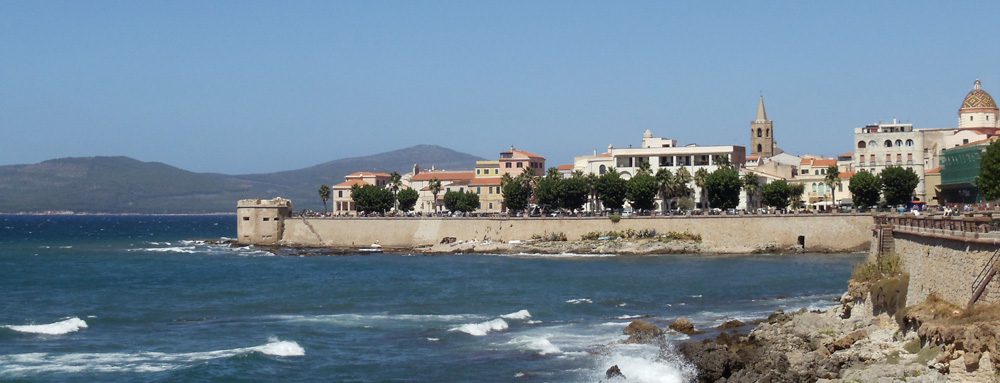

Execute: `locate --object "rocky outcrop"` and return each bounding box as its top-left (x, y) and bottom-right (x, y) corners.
top-left (623, 319), bottom-right (663, 344)
top-left (668, 317), bottom-right (698, 335)
top-left (716, 319), bottom-right (745, 330)
top-left (604, 364), bottom-right (625, 379)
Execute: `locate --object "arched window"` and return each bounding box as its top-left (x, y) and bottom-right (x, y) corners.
top-left (857, 141), bottom-right (866, 149)
top-left (884, 140), bottom-right (892, 147)
top-left (757, 143), bottom-right (762, 153)
top-left (599, 165), bottom-right (607, 175)
top-left (869, 140), bottom-right (877, 147)
top-left (895, 139), bottom-right (902, 147)
top-left (757, 128), bottom-right (762, 137)
top-left (765, 129), bottom-right (770, 137)
top-left (906, 139), bottom-right (914, 147)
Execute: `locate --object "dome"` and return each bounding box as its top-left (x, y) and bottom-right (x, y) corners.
top-left (961, 80), bottom-right (997, 109)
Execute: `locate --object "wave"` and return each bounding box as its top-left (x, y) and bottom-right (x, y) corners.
top-left (273, 313), bottom-right (484, 326)
top-left (127, 242), bottom-right (272, 257)
top-left (508, 335), bottom-right (561, 355)
top-left (616, 315), bottom-right (643, 319)
top-left (449, 318), bottom-right (509, 336)
top-left (0, 339), bottom-right (303, 376)
top-left (566, 298), bottom-right (592, 304)
top-left (500, 310), bottom-right (531, 320)
top-left (4, 318), bottom-right (87, 335)
top-left (587, 344), bottom-right (695, 383)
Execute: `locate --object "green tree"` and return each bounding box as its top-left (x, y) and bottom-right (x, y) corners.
top-left (655, 168), bottom-right (673, 212)
top-left (671, 167), bottom-right (693, 202)
top-left (824, 166), bottom-right (841, 208)
top-left (788, 183), bottom-right (805, 209)
top-left (762, 180), bottom-right (791, 210)
top-left (849, 171), bottom-right (881, 210)
top-left (396, 187), bottom-right (419, 212)
top-left (443, 190), bottom-right (480, 213)
top-left (595, 168), bottom-right (627, 212)
top-left (318, 184), bottom-right (330, 213)
top-left (559, 172), bottom-right (590, 212)
top-left (880, 166), bottom-right (920, 206)
top-left (626, 170), bottom-right (658, 213)
top-left (535, 168), bottom-right (563, 212)
top-left (501, 173), bottom-right (532, 214)
top-left (388, 172), bottom-right (403, 211)
top-left (694, 168), bottom-right (710, 210)
top-left (979, 140), bottom-right (1000, 201)
top-left (705, 167), bottom-right (742, 210)
top-left (429, 178), bottom-right (442, 213)
top-left (350, 184), bottom-right (394, 214)
top-left (585, 172), bottom-right (600, 212)
top-left (741, 172), bottom-right (760, 210)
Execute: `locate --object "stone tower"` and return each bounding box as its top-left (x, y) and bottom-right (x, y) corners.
top-left (750, 95), bottom-right (775, 158)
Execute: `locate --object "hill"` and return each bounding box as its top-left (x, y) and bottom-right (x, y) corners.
top-left (0, 145), bottom-right (483, 213)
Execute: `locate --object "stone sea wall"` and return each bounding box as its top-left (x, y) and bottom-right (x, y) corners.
top-left (278, 215), bottom-right (872, 253)
top-left (893, 232), bottom-right (1000, 306)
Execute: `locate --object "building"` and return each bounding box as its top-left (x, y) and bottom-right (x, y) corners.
top-left (573, 129), bottom-right (747, 210)
top-left (852, 120), bottom-right (926, 198)
top-left (409, 170), bottom-right (475, 213)
top-left (750, 96), bottom-right (776, 158)
top-left (236, 198), bottom-right (292, 244)
top-left (939, 137), bottom-right (999, 203)
top-left (331, 171), bottom-right (392, 215)
top-left (499, 146), bottom-right (546, 177)
top-left (471, 160), bottom-right (504, 212)
top-left (789, 157), bottom-right (846, 209)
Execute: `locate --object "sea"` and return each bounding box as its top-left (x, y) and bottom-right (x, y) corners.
top-left (0, 215), bottom-right (864, 382)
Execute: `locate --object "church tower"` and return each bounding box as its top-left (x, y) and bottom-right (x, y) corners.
top-left (750, 96), bottom-right (775, 158)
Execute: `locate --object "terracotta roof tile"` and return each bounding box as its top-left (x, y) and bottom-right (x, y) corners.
top-left (410, 171), bottom-right (476, 181)
top-left (333, 179), bottom-right (369, 188)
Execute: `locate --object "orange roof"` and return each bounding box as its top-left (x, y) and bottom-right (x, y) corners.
top-left (506, 149), bottom-right (545, 159)
top-left (470, 177), bottom-right (502, 186)
top-left (410, 171), bottom-right (476, 182)
top-left (557, 164), bottom-right (574, 171)
top-left (800, 158), bottom-right (837, 167)
top-left (925, 166), bottom-right (943, 175)
top-left (747, 155), bottom-right (760, 160)
top-left (838, 172), bottom-right (855, 180)
top-left (347, 171), bottom-right (391, 178)
top-left (333, 179), bottom-right (369, 188)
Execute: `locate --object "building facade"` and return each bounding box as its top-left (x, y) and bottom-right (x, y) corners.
top-left (331, 172), bottom-right (392, 215)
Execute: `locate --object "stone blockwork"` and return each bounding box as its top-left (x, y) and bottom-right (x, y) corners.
top-left (893, 232), bottom-right (1000, 307)
top-left (276, 215), bottom-right (872, 253)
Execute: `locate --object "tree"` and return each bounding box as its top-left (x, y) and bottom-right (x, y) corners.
top-left (671, 167), bottom-right (693, 204)
top-left (585, 172), bottom-right (600, 212)
top-left (979, 140), bottom-right (1000, 201)
top-left (788, 183), bottom-right (805, 209)
top-left (595, 168), bottom-right (627, 212)
top-left (655, 168), bottom-right (673, 212)
top-left (880, 166), bottom-right (919, 206)
top-left (626, 170), bottom-right (658, 213)
top-left (350, 184), bottom-right (394, 214)
top-left (824, 166), bottom-right (841, 208)
top-left (705, 167), bottom-right (741, 210)
top-left (694, 168), bottom-right (710, 209)
top-left (559, 173), bottom-right (590, 212)
top-left (388, 172), bottom-right (403, 210)
top-left (762, 179), bottom-right (791, 210)
top-left (318, 184), bottom-right (330, 213)
top-left (396, 187), bottom-right (419, 212)
top-left (535, 168), bottom-right (562, 212)
top-left (501, 173), bottom-right (532, 214)
top-left (741, 172), bottom-right (761, 210)
top-left (849, 171), bottom-right (881, 210)
top-left (429, 178), bottom-right (442, 213)
top-left (443, 190), bottom-right (480, 213)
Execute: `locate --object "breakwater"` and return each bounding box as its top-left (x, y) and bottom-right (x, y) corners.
top-left (259, 214), bottom-right (873, 253)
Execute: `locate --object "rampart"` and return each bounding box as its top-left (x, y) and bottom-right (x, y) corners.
top-left (873, 214), bottom-right (1000, 307)
top-left (271, 214), bottom-right (872, 253)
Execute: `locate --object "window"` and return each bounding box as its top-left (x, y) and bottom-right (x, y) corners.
top-left (906, 139), bottom-right (914, 147)
top-left (870, 154), bottom-right (875, 163)
top-left (860, 155), bottom-right (866, 163)
top-left (338, 191), bottom-right (343, 198)
top-left (599, 165), bottom-right (607, 174)
top-left (263, 217), bottom-right (270, 221)
top-left (757, 143), bottom-right (762, 153)
top-left (476, 169), bottom-right (480, 175)
top-left (857, 141), bottom-right (866, 149)
top-left (505, 162), bottom-right (512, 168)
top-left (886, 154), bottom-right (891, 162)
top-left (757, 128), bottom-right (762, 137)
top-left (766, 129), bottom-right (770, 137)
top-left (964, 139), bottom-right (970, 144)
top-left (243, 216), bottom-right (250, 221)
top-left (869, 140), bottom-right (877, 147)
top-left (907, 153), bottom-right (913, 162)
top-left (971, 116), bottom-right (974, 121)
top-left (489, 203), bottom-right (493, 209)
top-left (516, 162), bottom-right (523, 168)
top-left (801, 169), bottom-right (809, 175)
top-left (884, 140), bottom-right (892, 147)
top-left (477, 187), bottom-right (481, 193)
top-left (896, 154), bottom-right (902, 162)
top-left (895, 139), bottom-right (902, 147)
top-left (494, 169), bottom-right (499, 174)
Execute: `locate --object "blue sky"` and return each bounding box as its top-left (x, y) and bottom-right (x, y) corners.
top-left (2, 1), bottom-right (998, 173)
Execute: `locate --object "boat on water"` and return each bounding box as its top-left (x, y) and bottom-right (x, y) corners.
top-left (358, 241), bottom-right (383, 253)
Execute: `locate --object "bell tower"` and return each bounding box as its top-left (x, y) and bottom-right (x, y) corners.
top-left (750, 95), bottom-right (774, 158)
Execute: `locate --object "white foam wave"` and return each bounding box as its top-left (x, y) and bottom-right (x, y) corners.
top-left (426, 337), bottom-right (440, 342)
top-left (589, 344), bottom-right (696, 383)
top-left (0, 339), bottom-right (303, 376)
top-left (599, 321), bottom-right (632, 327)
top-left (508, 335), bottom-right (561, 355)
top-left (566, 298), bottom-right (592, 304)
top-left (617, 315), bottom-right (643, 319)
top-left (129, 246), bottom-right (197, 254)
top-left (526, 320), bottom-right (543, 324)
top-left (274, 313), bottom-right (483, 326)
top-left (449, 318), bottom-right (509, 336)
top-left (5, 318), bottom-right (88, 335)
top-left (500, 310), bottom-right (531, 320)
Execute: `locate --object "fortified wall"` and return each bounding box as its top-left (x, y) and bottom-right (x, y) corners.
top-left (236, 201), bottom-right (872, 253)
top-left (872, 214), bottom-right (1000, 307)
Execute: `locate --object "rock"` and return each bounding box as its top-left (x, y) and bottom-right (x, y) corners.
top-left (826, 330), bottom-right (867, 353)
top-left (669, 317), bottom-right (697, 335)
top-left (439, 237), bottom-right (457, 244)
top-left (623, 319), bottom-right (663, 344)
top-left (964, 350), bottom-right (981, 371)
top-left (717, 320), bottom-right (745, 330)
top-left (767, 310), bottom-right (791, 324)
top-left (605, 364), bottom-right (625, 379)
top-left (679, 341), bottom-right (743, 382)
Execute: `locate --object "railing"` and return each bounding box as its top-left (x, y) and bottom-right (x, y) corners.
top-left (970, 249), bottom-right (1000, 308)
top-left (876, 213), bottom-right (1000, 244)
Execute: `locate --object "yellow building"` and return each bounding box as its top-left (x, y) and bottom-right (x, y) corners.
top-left (471, 160), bottom-right (504, 213)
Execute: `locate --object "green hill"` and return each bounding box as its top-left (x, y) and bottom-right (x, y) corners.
top-left (0, 145), bottom-right (483, 213)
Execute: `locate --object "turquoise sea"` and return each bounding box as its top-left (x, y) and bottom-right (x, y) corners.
top-left (0, 215), bottom-right (863, 382)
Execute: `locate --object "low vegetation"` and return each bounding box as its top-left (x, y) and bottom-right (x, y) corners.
top-left (530, 232), bottom-right (568, 242)
top-left (580, 229), bottom-right (701, 242)
top-left (851, 254), bottom-right (902, 284)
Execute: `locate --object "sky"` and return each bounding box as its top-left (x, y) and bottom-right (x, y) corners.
top-left (2, 1), bottom-right (1000, 174)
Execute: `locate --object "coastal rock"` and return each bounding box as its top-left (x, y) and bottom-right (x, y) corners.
top-left (669, 317), bottom-right (697, 335)
top-left (767, 310), bottom-right (791, 324)
top-left (826, 330), bottom-right (867, 353)
top-left (717, 320), bottom-right (745, 330)
top-left (678, 341), bottom-right (743, 382)
top-left (623, 319), bottom-right (663, 344)
top-left (604, 364), bottom-right (625, 379)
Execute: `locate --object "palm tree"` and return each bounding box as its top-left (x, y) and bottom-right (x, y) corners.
top-left (741, 172), bottom-right (760, 211)
top-left (389, 172), bottom-right (403, 211)
top-left (672, 167), bottom-right (693, 208)
top-left (694, 168), bottom-right (710, 210)
top-left (585, 172), bottom-right (600, 212)
top-left (655, 168), bottom-right (673, 213)
top-left (429, 178), bottom-right (442, 213)
top-left (318, 184), bottom-right (330, 214)
top-left (824, 165), bottom-right (841, 210)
